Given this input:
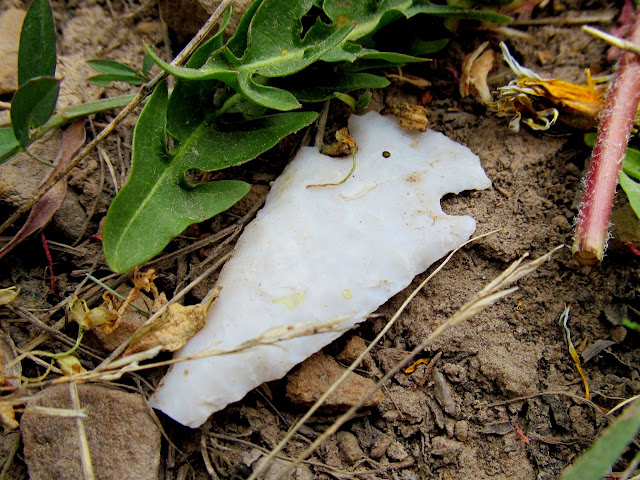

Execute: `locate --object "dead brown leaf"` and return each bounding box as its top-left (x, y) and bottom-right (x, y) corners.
top-left (0, 120), bottom-right (86, 260)
top-left (460, 41), bottom-right (495, 104)
top-left (123, 287), bottom-right (221, 356)
top-left (101, 268), bottom-right (158, 334)
top-left (386, 71), bottom-right (431, 88)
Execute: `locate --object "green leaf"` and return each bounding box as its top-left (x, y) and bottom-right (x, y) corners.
top-left (277, 70), bottom-right (389, 102)
top-left (10, 76), bottom-right (61, 147)
top-left (147, 0), bottom-right (354, 110)
top-left (18, 0), bottom-right (56, 86)
top-left (620, 172), bottom-right (640, 219)
top-left (166, 9), bottom-right (233, 141)
top-left (87, 74), bottom-right (143, 87)
top-left (88, 59), bottom-right (139, 76)
top-left (561, 400), bottom-right (640, 480)
top-left (103, 83), bottom-right (317, 272)
top-left (142, 53), bottom-right (155, 78)
top-left (623, 146), bottom-right (640, 182)
top-left (408, 37), bottom-right (450, 56)
top-left (325, 0), bottom-right (511, 38)
top-left (0, 128), bottom-right (21, 164)
top-left (354, 91), bottom-right (372, 115)
top-left (320, 0), bottom-right (508, 61)
top-left (333, 92), bottom-right (356, 110)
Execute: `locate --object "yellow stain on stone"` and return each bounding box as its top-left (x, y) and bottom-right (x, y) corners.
top-left (272, 292), bottom-right (305, 310)
top-left (342, 289), bottom-right (353, 299)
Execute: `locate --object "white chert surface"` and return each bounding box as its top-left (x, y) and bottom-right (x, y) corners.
top-left (150, 111), bottom-right (491, 427)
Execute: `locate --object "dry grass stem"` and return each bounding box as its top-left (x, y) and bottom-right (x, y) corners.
top-left (247, 229), bottom-right (501, 480)
top-left (19, 316), bottom-right (348, 388)
top-left (28, 405), bottom-right (87, 417)
top-left (274, 245), bottom-right (563, 479)
top-left (201, 435), bottom-right (221, 480)
top-left (69, 382), bottom-right (95, 480)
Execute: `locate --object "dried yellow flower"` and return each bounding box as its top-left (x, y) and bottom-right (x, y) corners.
top-left (490, 42), bottom-right (606, 131)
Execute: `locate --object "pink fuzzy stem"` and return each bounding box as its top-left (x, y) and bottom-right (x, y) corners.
top-left (572, 10), bottom-right (640, 265)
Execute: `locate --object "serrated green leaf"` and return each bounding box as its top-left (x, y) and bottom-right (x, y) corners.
top-left (560, 400), bottom-right (640, 480)
top-left (88, 59), bottom-right (139, 76)
top-left (0, 128), bottom-right (21, 164)
top-left (147, 0), bottom-right (353, 110)
top-left (103, 82), bottom-right (317, 272)
top-left (10, 76), bottom-right (60, 147)
top-left (88, 74), bottom-right (143, 87)
top-left (279, 70), bottom-right (389, 102)
top-left (18, 0), bottom-right (56, 86)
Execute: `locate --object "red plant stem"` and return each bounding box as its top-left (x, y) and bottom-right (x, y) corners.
top-left (40, 231), bottom-right (58, 299)
top-left (572, 10), bottom-right (640, 265)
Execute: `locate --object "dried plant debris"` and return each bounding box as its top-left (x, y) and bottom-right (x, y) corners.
top-left (124, 288), bottom-right (220, 356)
top-left (490, 42), bottom-right (606, 131)
top-left (460, 41), bottom-right (495, 104)
top-left (0, 287), bottom-right (20, 306)
top-left (384, 103), bottom-right (429, 132)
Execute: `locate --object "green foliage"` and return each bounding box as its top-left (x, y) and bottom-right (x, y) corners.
top-left (103, 0), bottom-right (515, 270)
top-left (333, 91), bottom-right (373, 115)
top-left (87, 59), bottom-right (149, 87)
top-left (10, 77), bottom-right (61, 148)
top-left (0, 129), bottom-right (20, 164)
top-left (17, 0), bottom-right (56, 86)
top-left (8, 0), bottom-right (59, 153)
top-left (102, 83), bottom-right (317, 272)
top-left (146, 0), bottom-right (354, 110)
top-left (560, 400), bottom-right (640, 480)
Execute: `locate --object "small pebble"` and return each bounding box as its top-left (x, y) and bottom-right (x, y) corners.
top-left (455, 420), bottom-right (469, 442)
top-left (386, 440), bottom-right (409, 461)
top-left (337, 431), bottom-right (364, 464)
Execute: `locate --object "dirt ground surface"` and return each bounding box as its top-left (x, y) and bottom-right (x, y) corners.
top-left (0, 0), bottom-right (639, 479)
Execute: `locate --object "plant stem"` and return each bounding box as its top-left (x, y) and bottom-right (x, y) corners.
top-left (211, 92), bottom-right (242, 119)
top-left (572, 10), bottom-right (640, 265)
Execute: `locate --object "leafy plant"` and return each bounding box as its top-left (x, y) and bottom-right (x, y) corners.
top-left (2, 0), bottom-right (59, 160)
top-left (1, 0), bottom-right (510, 272)
top-left (0, 0), bottom-right (144, 164)
top-left (87, 53), bottom-right (156, 87)
top-left (102, 0), bottom-right (509, 272)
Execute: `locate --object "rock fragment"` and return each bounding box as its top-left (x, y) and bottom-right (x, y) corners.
top-left (21, 384), bottom-right (161, 480)
top-left (433, 369), bottom-right (458, 417)
top-left (337, 431), bottom-right (364, 464)
top-left (286, 352), bottom-right (384, 409)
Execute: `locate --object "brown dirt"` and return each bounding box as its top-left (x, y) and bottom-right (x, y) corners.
top-left (1, 0), bottom-right (639, 479)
